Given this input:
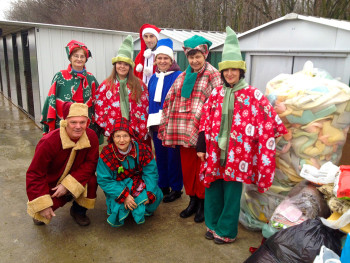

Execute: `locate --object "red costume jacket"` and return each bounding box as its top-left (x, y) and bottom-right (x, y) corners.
top-left (26, 127), bottom-right (99, 223)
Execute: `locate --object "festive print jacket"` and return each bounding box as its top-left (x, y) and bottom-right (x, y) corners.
top-left (94, 79), bottom-right (149, 140)
top-left (158, 62), bottom-right (221, 147)
top-left (199, 85), bottom-right (287, 193)
top-left (40, 64), bottom-right (99, 134)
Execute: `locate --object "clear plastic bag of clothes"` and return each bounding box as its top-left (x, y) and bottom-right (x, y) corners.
top-left (269, 180), bottom-right (330, 230)
top-left (239, 184), bottom-right (286, 231)
top-left (244, 218), bottom-right (343, 263)
top-left (266, 61), bottom-right (350, 184)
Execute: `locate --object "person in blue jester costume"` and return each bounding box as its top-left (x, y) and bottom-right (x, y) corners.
top-left (97, 117), bottom-right (163, 227)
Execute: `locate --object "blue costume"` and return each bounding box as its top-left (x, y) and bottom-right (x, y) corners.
top-left (147, 64), bottom-right (183, 192)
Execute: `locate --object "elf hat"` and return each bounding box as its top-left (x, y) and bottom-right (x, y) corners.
top-left (65, 40), bottom-right (92, 61)
top-left (183, 35), bottom-right (212, 59)
top-left (141, 24), bottom-right (161, 40)
top-left (154, 38), bottom-right (174, 61)
top-left (111, 35), bottom-right (135, 68)
top-left (218, 26), bottom-right (246, 72)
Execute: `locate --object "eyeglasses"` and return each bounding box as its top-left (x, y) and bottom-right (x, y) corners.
top-left (114, 134), bottom-right (130, 140)
top-left (72, 54), bottom-right (86, 59)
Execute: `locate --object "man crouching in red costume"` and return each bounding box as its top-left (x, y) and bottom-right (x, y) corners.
top-left (26, 102), bottom-right (99, 226)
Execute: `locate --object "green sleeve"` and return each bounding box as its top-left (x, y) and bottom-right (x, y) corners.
top-left (141, 159), bottom-right (159, 194)
top-left (96, 158), bottom-right (128, 199)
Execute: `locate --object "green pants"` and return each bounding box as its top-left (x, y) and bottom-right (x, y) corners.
top-left (205, 179), bottom-right (243, 239)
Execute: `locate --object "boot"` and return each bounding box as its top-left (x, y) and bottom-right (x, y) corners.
top-left (180, 196), bottom-right (198, 218)
top-left (194, 198), bottom-right (204, 223)
top-left (70, 201), bottom-right (90, 226)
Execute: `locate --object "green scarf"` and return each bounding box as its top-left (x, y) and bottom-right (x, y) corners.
top-left (117, 75), bottom-right (129, 120)
top-left (218, 78), bottom-right (248, 166)
top-left (181, 65), bottom-right (198, 98)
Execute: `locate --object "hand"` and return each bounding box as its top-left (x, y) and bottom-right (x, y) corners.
top-left (197, 152), bottom-right (205, 162)
top-left (39, 207), bottom-right (56, 220)
top-left (124, 195), bottom-right (137, 211)
top-left (51, 184), bottom-right (68, 198)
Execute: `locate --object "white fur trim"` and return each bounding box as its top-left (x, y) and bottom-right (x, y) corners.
top-left (143, 49), bottom-right (152, 59)
top-left (136, 63), bottom-right (143, 72)
top-left (154, 46), bottom-right (174, 60)
top-left (147, 111), bottom-right (163, 127)
top-left (142, 28), bottom-right (159, 39)
top-left (143, 66), bottom-right (153, 77)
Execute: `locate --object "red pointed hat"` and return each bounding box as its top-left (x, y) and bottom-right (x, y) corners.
top-left (65, 40), bottom-right (92, 60)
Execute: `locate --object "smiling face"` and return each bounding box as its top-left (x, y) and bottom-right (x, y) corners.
top-left (223, 68), bottom-right (240, 86)
top-left (115, 61), bottom-right (130, 79)
top-left (143, 33), bottom-right (157, 50)
top-left (65, 116), bottom-right (88, 140)
top-left (113, 130), bottom-right (131, 152)
top-left (155, 54), bottom-right (172, 72)
top-left (187, 51), bottom-right (206, 72)
top-left (69, 48), bottom-right (87, 71)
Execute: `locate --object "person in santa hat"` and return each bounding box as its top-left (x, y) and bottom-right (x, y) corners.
top-left (134, 24), bottom-right (161, 86)
top-left (26, 102), bottom-right (99, 226)
top-left (41, 40), bottom-right (101, 141)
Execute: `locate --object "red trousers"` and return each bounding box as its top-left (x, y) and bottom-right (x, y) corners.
top-left (180, 147), bottom-right (205, 199)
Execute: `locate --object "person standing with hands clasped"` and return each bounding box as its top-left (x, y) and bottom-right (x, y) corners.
top-left (197, 27), bottom-right (287, 244)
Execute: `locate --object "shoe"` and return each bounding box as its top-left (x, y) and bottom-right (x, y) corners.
top-left (33, 218), bottom-right (45, 225)
top-left (213, 233), bottom-right (236, 244)
top-left (194, 198), bottom-right (204, 223)
top-left (161, 187), bottom-right (170, 196)
top-left (163, 190), bottom-right (182, 203)
top-left (180, 196), bottom-right (198, 218)
top-left (70, 206), bottom-right (90, 226)
top-left (205, 229), bottom-right (214, 240)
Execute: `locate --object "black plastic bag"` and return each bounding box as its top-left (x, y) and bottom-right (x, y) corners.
top-left (244, 218), bottom-right (343, 263)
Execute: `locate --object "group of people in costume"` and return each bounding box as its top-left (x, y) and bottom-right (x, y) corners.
top-left (26, 23), bottom-right (287, 244)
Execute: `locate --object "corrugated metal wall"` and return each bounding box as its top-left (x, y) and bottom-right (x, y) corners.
top-left (35, 28), bottom-right (129, 109)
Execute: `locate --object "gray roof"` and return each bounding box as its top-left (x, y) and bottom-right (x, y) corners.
top-left (0, 19), bottom-right (138, 37)
top-left (160, 28), bottom-right (226, 49)
top-left (240, 13), bottom-right (350, 38)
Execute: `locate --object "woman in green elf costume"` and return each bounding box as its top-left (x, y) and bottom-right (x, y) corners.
top-left (41, 40), bottom-right (100, 137)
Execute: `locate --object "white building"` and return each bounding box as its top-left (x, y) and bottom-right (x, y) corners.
top-left (0, 20), bottom-right (137, 125)
top-left (213, 13), bottom-right (350, 93)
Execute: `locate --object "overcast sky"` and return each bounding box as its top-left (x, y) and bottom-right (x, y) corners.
top-left (0, 0), bottom-right (15, 20)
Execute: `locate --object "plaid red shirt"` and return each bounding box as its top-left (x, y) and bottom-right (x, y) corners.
top-left (158, 62), bottom-right (221, 147)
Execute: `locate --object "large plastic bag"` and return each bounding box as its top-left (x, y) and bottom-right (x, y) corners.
top-left (244, 218), bottom-right (343, 263)
top-left (269, 180), bottom-right (330, 231)
top-left (266, 61), bottom-right (350, 183)
top-left (239, 184), bottom-right (286, 231)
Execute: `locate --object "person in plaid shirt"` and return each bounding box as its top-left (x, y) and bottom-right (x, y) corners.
top-left (158, 35), bottom-right (221, 223)
top-left (96, 118), bottom-right (163, 227)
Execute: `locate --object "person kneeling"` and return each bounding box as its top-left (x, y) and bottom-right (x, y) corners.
top-left (97, 118), bottom-right (163, 227)
top-left (26, 102), bottom-right (99, 226)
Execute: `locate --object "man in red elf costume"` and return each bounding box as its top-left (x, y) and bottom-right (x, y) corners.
top-left (134, 24), bottom-right (161, 86)
top-left (26, 102), bottom-right (99, 226)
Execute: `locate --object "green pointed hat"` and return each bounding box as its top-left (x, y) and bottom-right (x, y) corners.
top-left (218, 26), bottom-right (246, 72)
top-left (112, 35), bottom-right (135, 68)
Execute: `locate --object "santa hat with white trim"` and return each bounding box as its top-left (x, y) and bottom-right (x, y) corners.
top-left (154, 38), bottom-right (174, 61)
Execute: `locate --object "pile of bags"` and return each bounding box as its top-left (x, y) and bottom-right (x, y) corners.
top-left (239, 61), bottom-right (350, 231)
